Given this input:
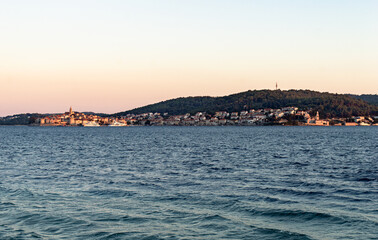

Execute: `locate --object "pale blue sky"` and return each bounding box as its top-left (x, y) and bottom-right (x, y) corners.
top-left (0, 1), bottom-right (377, 115)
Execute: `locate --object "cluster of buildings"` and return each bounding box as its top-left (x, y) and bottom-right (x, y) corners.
top-left (118, 107), bottom-right (377, 126)
top-left (37, 107), bottom-right (127, 127)
top-left (37, 107), bottom-right (377, 127)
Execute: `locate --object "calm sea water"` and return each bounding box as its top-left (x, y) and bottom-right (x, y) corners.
top-left (0, 126), bottom-right (377, 240)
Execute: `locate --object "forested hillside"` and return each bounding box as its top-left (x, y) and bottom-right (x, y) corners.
top-left (350, 94), bottom-right (378, 106)
top-left (114, 90), bottom-right (378, 118)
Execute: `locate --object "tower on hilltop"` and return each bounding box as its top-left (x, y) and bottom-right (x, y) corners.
top-left (69, 106), bottom-right (74, 115)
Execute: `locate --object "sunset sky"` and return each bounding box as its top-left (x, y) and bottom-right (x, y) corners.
top-left (1, 0), bottom-right (377, 116)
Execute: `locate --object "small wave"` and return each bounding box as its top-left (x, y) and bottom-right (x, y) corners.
top-left (89, 231), bottom-right (110, 238)
top-left (261, 195), bottom-right (298, 204)
top-left (231, 204), bottom-right (348, 224)
top-left (292, 161), bottom-right (309, 167)
top-left (15, 212), bottom-right (90, 228)
top-left (0, 226), bottom-right (44, 240)
top-left (252, 226), bottom-right (314, 240)
top-left (201, 214), bottom-right (229, 222)
top-left (271, 187), bottom-right (327, 196)
top-left (0, 201), bottom-right (16, 210)
top-left (93, 213), bottom-right (153, 224)
top-left (331, 194), bottom-right (373, 203)
top-left (9, 188), bottom-right (35, 198)
top-left (173, 181), bottom-right (202, 187)
top-left (260, 209), bottom-right (347, 224)
top-left (198, 223), bottom-right (230, 231)
top-left (86, 189), bottom-right (136, 198)
top-left (120, 215), bottom-right (151, 224)
top-left (333, 188), bottom-right (378, 196)
top-left (209, 167), bottom-right (233, 172)
top-left (103, 232), bottom-right (132, 239)
top-left (81, 231), bottom-right (140, 240)
top-left (140, 235), bottom-right (165, 240)
top-left (356, 177), bottom-right (376, 182)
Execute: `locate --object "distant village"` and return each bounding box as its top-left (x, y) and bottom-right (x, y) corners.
top-left (36, 107), bottom-right (378, 127)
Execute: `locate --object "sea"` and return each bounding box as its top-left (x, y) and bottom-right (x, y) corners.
top-left (0, 126), bottom-right (377, 240)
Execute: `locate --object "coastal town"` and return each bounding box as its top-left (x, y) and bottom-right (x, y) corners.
top-left (35, 107), bottom-right (378, 127)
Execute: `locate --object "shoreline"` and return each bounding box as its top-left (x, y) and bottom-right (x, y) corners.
top-left (1, 124), bottom-right (376, 127)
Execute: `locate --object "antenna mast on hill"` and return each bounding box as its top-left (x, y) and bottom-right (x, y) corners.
top-left (276, 82), bottom-right (278, 90)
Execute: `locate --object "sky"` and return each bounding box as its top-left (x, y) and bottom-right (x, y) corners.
top-left (1, 0), bottom-right (377, 116)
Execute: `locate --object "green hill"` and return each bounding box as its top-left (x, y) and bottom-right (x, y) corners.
top-left (0, 113), bottom-right (45, 125)
top-left (114, 90), bottom-right (378, 118)
top-left (349, 94), bottom-right (378, 106)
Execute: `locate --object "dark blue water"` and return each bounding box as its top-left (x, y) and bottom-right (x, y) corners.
top-left (0, 126), bottom-right (377, 240)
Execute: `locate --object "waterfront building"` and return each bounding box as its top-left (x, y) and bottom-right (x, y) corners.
top-left (306, 111), bottom-right (329, 126)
